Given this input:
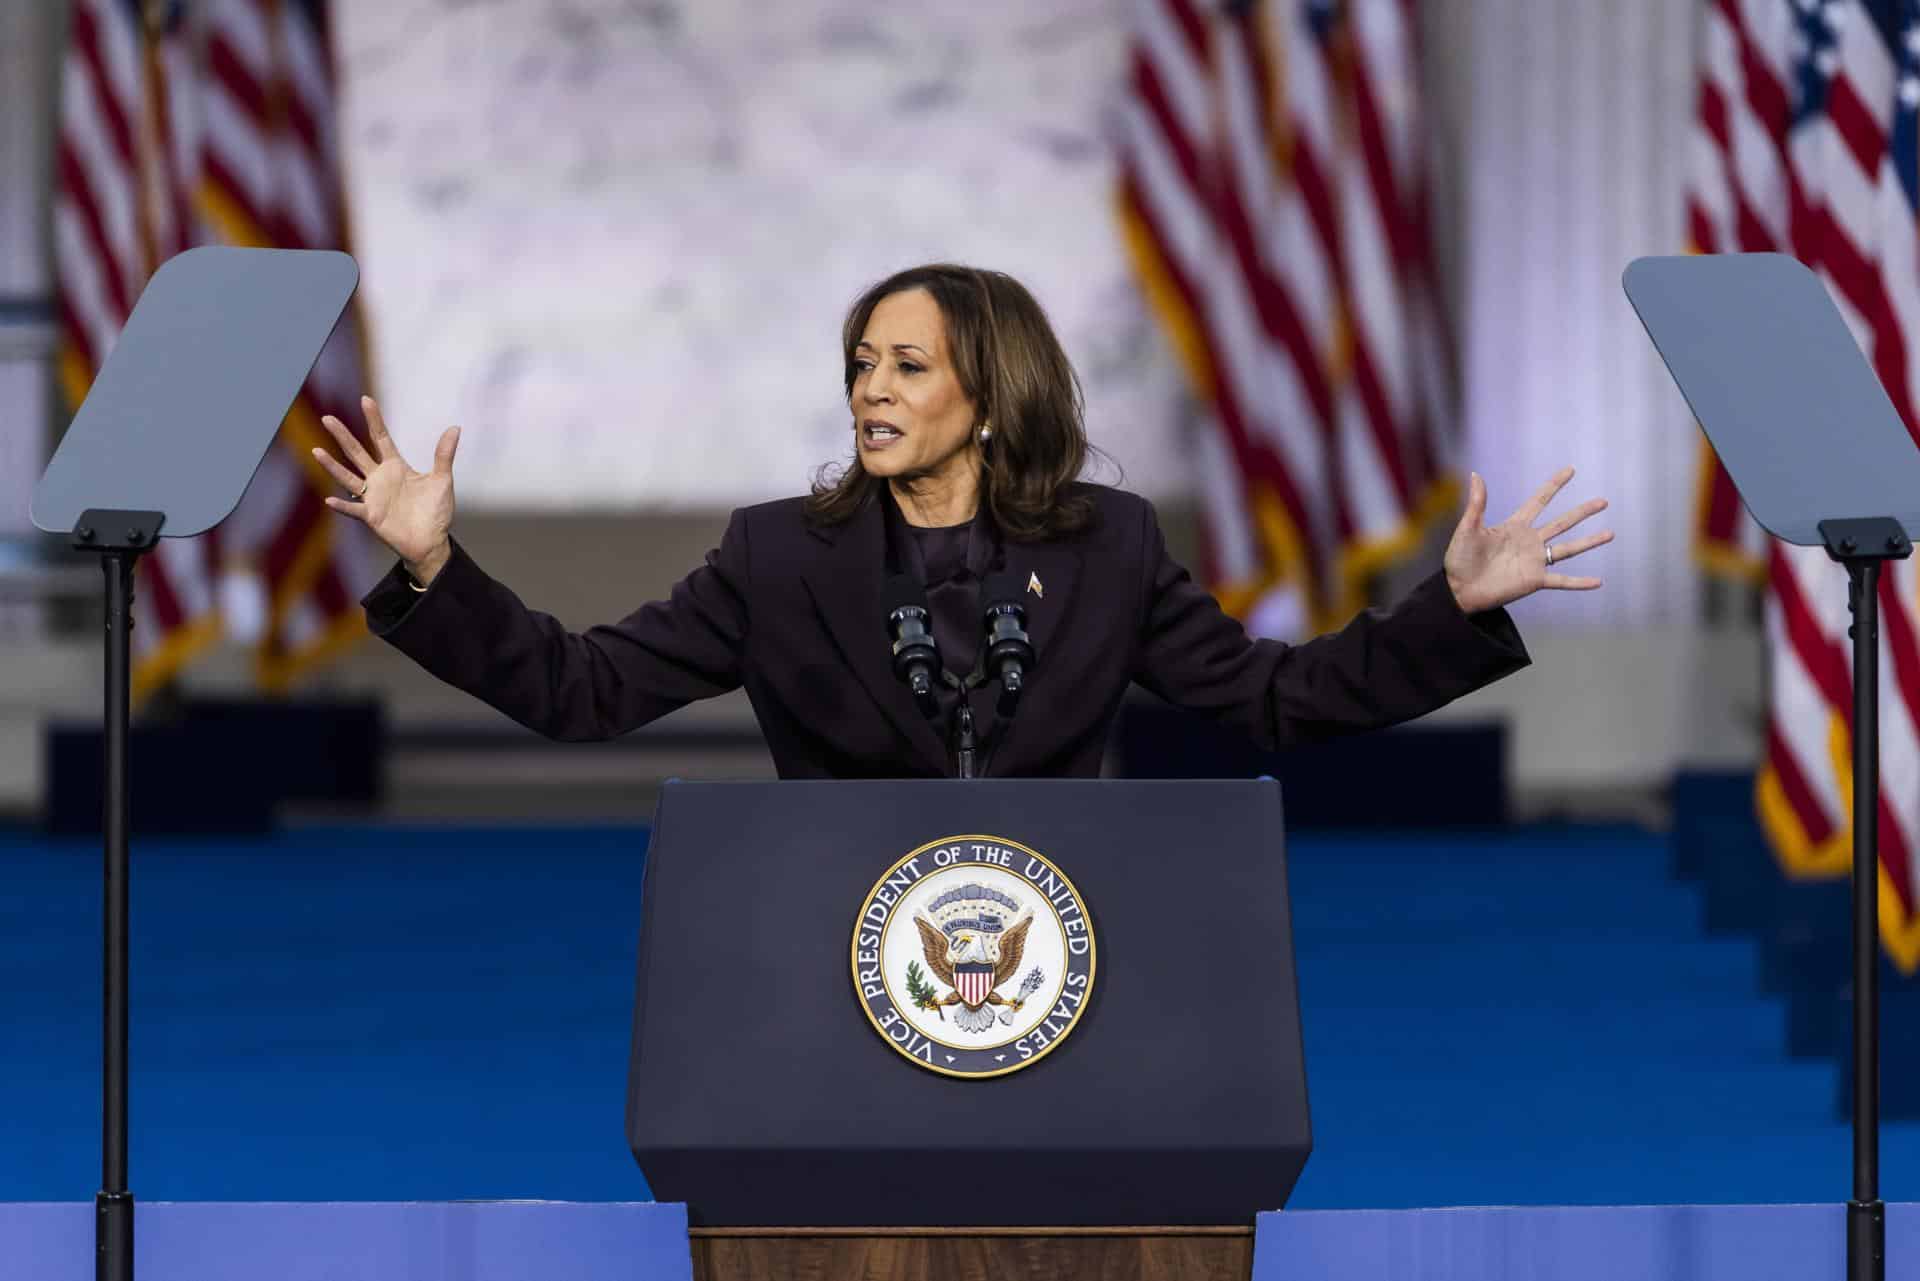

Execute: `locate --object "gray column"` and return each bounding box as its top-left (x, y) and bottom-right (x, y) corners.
top-left (0, 0), bottom-right (61, 640)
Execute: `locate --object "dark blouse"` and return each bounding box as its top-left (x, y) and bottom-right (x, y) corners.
top-left (887, 494), bottom-right (1000, 769)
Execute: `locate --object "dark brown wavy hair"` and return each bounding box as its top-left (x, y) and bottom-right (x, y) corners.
top-left (805, 264), bottom-right (1096, 541)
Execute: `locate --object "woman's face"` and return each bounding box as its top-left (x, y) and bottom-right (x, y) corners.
top-left (850, 287), bottom-right (980, 485)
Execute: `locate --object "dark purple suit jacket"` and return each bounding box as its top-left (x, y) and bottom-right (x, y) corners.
top-left (361, 484), bottom-right (1529, 778)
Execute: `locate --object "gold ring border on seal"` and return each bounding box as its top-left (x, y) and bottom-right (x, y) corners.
top-left (849, 833), bottom-right (1099, 1081)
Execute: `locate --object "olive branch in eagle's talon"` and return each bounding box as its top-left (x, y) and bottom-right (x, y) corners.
top-left (905, 960), bottom-right (944, 1019)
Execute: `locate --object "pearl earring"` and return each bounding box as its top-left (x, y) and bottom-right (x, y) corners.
top-left (978, 422), bottom-right (993, 446)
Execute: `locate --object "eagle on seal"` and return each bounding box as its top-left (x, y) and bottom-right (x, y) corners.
top-left (913, 910), bottom-right (1033, 1034)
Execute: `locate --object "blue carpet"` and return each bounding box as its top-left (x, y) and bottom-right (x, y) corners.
top-left (2, 822), bottom-right (1913, 1207)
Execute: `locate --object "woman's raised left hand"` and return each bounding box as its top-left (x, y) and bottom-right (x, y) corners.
top-left (1443, 467), bottom-right (1612, 614)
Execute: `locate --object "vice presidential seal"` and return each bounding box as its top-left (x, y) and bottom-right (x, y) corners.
top-left (850, 835), bottom-right (1096, 1079)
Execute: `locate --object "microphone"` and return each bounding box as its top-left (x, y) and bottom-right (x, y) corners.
top-left (884, 574), bottom-right (942, 720)
top-left (981, 572), bottom-right (1036, 718)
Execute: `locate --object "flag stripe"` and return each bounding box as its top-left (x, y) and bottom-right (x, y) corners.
top-left (54, 142), bottom-right (133, 323)
top-left (1767, 721), bottom-right (1839, 850)
top-left (69, 2), bottom-right (140, 174)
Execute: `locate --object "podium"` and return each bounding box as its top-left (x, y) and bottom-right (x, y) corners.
top-left (627, 779), bottom-right (1310, 1280)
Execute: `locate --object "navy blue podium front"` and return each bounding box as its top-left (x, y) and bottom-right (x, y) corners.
top-left (626, 778), bottom-right (1311, 1226)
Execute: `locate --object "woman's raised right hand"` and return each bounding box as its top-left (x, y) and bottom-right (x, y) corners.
top-left (316, 396), bottom-right (461, 584)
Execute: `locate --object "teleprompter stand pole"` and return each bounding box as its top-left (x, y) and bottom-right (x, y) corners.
top-left (77, 508), bottom-right (164, 1281)
top-left (1821, 516), bottom-right (1910, 1281)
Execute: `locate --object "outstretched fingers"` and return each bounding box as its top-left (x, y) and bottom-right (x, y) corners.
top-left (321, 412), bottom-right (376, 475)
top-left (1541, 496), bottom-right (1608, 541)
top-left (433, 425), bottom-right (461, 475)
top-left (1454, 471), bottom-right (1488, 536)
top-left (1512, 466), bottom-right (1576, 526)
top-left (361, 396), bottom-right (402, 465)
top-left (322, 493), bottom-right (371, 522)
top-left (311, 447), bottom-right (364, 495)
top-left (1543, 572), bottom-right (1604, 591)
top-left (1547, 530), bottom-right (1614, 564)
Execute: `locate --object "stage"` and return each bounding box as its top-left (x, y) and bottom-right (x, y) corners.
top-left (3, 1201), bottom-right (1911, 1279)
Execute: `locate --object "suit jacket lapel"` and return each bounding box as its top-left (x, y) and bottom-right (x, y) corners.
top-left (801, 499), bottom-right (950, 774)
top-left (985, 536), bottom-right (1082, 770)
top-left (1005, 537), bottom-right (1082, 667)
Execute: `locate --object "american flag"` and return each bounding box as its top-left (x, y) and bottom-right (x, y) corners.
top-left (1116, 0), bottom-right (1456, 637)
top-left (53, 0), bottom-right (373, 702)
top-left (1686, 0), bottom-right (1920, 969)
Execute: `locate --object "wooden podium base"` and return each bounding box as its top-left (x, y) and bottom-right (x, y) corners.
top-left (689, 1226), bottom-right (1255, 1281)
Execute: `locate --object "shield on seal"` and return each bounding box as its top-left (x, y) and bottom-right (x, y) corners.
top-left (955, 962), bottom-right (994, 1008)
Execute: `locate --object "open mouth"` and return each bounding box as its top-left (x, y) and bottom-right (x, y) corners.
top-left (862, 421), bottom-right (903, 447)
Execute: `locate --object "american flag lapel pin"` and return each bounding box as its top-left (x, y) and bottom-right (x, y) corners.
top-left (1027, 571), bottom-right (1044, 599)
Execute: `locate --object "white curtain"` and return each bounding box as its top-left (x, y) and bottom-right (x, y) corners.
top-left (1425, 0), bottom-right (1703, 625)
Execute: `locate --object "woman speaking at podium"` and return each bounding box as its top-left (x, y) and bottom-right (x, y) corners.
top-left (314, 264), bottom-right (1610, 779)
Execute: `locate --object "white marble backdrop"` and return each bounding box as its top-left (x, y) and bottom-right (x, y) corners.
top-left (335, 0), bottom-right (1189, 510)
